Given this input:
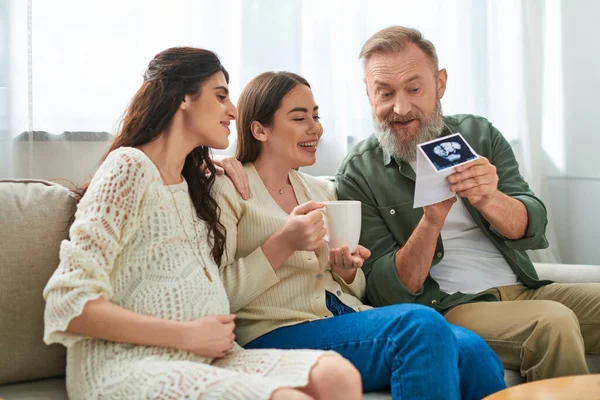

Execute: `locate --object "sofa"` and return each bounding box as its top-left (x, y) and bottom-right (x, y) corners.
top-left (1, 179), bottom-right (599, 400)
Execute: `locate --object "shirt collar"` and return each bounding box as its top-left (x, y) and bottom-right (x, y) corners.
top-left (383, 150), bottom-right (394, 166)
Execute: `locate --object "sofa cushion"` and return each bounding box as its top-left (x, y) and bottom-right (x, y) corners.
top-left (0, 180), bottom-right (76, 385)
top-left (0, 378), bottom-right (67, 400)
top-left (588, 354), bottom-right (600, 373)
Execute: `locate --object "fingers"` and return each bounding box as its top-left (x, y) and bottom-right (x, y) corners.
top-left (449, 160), bottom-right (497, 187)
top-left (448, 165), bottom-right (485, 184)
top-left (215, 166), bottom-right (225, 175)
top-left (224, 321), bottom-right (236, 333)
top-left (307, 229), bottom-right (327, 251)
top-left (344, 246), bottom-right (365, 269)
top-left (450, 175), bottom-right (495, 193)
top-left (310, 238), bottom-right (326, 251)
top-left (329, 248), bottom-right (346, 268)
top-left (341, 246), bottom-right (352, 268)
top-left (334, 248), bottom-right (342, 266)
top-left (231, 173), bottom-right (250, 200)
top-left (212, 154), bottom-right (226, 164)
top-left (306, 208), bottom-right (326, 224)
top-left (302, 212), bottom-right (326, 234)
top-left (351, 256), bottom-right (363, 269)
top-left (355, 245), bottom-right (371, 260)
top-left (444, 196), bottom-right (458, 205)
top-left (234, 160), bottom-right (250, 200)
top-left (214, 314), bottom-right (236, 323)
top-left (329, 248), bottom-right (339, 267)
top-left (453, 156), bottom-right (487, 173)
top-left (455, 187), bottom-right (493, 199)
top-left (216, 335), bottom-right (236, 357)
top-left (293, 201), bottom-right (325, 216)
top-left (223, 159), bottom-right (251, 200)
top-left (330, 246), bottom-right (365, 269)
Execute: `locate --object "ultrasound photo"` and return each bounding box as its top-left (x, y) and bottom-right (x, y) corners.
top-left (419, 133), bottom-right (478, 172)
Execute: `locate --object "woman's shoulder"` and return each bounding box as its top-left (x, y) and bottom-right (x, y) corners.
top-left (212, 174), bottom-right (239, 201)
top-left (103, 147), bottom-right (153, 170)
top-left (295, 170), bottom-right (336, 201)
top-left (88, 147), bottom-right (159, 195)
top-left (213, 162), bottom-right (255, 198)
top-left (213, 168), bottom-right (237, 189)
top-left (296, 170), bottom-right (334, 185)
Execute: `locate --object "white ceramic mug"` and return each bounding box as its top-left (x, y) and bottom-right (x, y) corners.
top-left (321, 201), bottom-right (362, 252)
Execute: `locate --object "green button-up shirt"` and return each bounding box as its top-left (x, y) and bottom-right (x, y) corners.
top-left (335, 114), bottom-right (552, 313)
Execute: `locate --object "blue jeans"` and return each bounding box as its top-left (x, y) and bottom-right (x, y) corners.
top-left (246, 292), bottom-right (505, 400)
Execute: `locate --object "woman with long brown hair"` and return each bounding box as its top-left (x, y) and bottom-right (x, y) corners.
top-left (214, 71), bottom-right (506, 400)
top-left (42, 48), bottom-right (361, 400)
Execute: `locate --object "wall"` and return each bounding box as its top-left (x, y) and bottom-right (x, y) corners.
top-left (0, 0), bottom-right (8, 178)
top-left (5, 1), bottom-right (600, 266)
top-left (549, 0), bottom-right (600, 264)
top-left (11, 136), bottom-right (109, 187)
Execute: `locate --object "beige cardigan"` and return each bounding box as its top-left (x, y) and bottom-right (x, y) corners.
top-left (214, 163), bottom-right (372, 346)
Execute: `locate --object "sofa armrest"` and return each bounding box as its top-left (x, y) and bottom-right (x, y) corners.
top-left (533, 263), bottom-right (600, 283)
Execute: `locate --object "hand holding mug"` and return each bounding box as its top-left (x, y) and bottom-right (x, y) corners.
top-left (281, 201), bottom-right (327, 252)
top-left (328, 245), bottom-right (371, 271)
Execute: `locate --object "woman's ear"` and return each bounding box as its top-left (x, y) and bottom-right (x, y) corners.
top-left (179, 94), bottom-right (190, 111)
top-left (251, 121), bottom-right (268, 142)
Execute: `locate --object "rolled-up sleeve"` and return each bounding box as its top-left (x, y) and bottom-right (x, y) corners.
top-left (332, 269), bottom-right (366, 301)
top-left (488, 124), bottom-right (549, 251)
top-left (336, 174), bottom-right (421, 306)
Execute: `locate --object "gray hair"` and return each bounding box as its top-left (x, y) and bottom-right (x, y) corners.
top-left (359, 26), bottom-right (439, 70)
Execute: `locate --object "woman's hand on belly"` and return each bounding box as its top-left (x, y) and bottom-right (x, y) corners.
top-left (178, 314), bottom-right (237, 359)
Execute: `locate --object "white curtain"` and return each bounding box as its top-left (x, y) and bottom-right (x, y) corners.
top-left (2, 0), bottom-right (561, 261)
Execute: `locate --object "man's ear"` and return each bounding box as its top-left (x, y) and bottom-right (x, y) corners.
top-left (437, 69), bottom-right (448, 99)
top-left (251, 121), bottom-right (268, 142)
top-left (364, 83), bottom-right (376, 107)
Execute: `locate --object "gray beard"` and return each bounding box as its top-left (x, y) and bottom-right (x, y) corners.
top-left (373, 102), bottom-right (445, 163)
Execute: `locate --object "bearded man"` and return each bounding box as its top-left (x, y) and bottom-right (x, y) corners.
top-left (336, 25), bottom-right (600, 382)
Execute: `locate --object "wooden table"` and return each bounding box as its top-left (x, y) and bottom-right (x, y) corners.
top-left (484, 374), bottom-right (600, 400)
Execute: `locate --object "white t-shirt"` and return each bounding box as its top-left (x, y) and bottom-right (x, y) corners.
top-left (409, 161), bottom-right (519, 294)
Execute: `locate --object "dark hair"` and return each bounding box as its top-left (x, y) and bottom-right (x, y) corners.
top-left (82, 47), bottom-right (228, 264)
top-left (235, 71), bottom-right (310, 163)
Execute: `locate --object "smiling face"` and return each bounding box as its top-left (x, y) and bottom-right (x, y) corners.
top-left (253, 84), bottom-right (323, 169)
top-left (365, 43), bottom-right (447, 161)
top-left (180, 71), bottom-right (237, 150)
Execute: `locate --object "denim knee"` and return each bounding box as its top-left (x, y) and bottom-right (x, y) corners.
top-left (453, 325), bottom-right (504, 374)
top-left (387, 304), bottom-right (456, 344)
